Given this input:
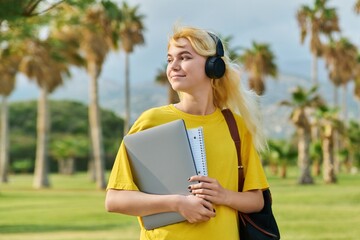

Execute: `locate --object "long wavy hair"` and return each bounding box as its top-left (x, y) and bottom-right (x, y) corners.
top-left (168, 25), bottom-right (267, 152)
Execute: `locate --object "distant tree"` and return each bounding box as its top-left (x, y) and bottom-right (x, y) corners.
top-left (354, 53), bottom-right (360, 121)
top-left (50, 1), bottom-right (115, 189)
top-left (296, 0), bottom-right (340, 85)
top-left (280, 85), bottom-right (324, 184)
top-left (50, 134), bottom-right (88, 175)
top-left (239, 41), bottom-right (277, 96)
top-left (220, 34), bottom-right (242, 63)
top-left (0, 0), bottom-right (64, 22)
top-left (77, 4), bottom-right (112, 189)
top-left (0, 46), bottom-right (20, 183)
top-left (117, 2), bottom-right (145, 134)
top-left (263, 139), bottom-right (298, 178)
top-left (8, 100), bottom-right (123, 174)
top-left (19, 37), bottom-right (73, 188)
top-left (355, 0), bottom-right (360, 14)
top-left (323, 37), bottom-right (358, 121)
top-left (314, 105), bottom-right (344, 183)
top-left (346, 120), bottom-right (360, 169)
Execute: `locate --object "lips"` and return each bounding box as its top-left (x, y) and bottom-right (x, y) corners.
top-left (171, 74), bottom-right (185, 79)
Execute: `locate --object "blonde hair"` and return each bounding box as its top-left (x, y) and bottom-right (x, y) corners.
top-left (168, 25), bottom-right (267, 152)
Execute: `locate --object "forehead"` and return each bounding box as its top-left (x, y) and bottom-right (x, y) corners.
top-left (168, 38), bottom-right (195, 55)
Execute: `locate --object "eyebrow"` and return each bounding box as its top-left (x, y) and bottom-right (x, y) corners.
top-left (167, 50), bottom-right (193, 58)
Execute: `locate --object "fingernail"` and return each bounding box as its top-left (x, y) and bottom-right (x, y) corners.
top-left (213, 209), bottom-right (216, 213)
top-left (187, 185), bottom-right (191, 189)
top-left (188, 177), bottom-right (191, 181)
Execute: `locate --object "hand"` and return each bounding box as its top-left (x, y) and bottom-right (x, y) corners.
top-left (176, 194), bottom-right (216, 223)
top-left (188, 175), bottom-right (229, 206)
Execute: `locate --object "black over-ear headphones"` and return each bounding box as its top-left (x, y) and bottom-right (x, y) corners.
top-left (205, 32), bottom-right (226, 79)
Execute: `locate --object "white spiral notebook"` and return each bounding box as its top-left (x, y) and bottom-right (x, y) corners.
top-left (187, 127), bottom-right (208, 176)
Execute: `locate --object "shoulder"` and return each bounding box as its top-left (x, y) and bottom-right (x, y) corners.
top-left (128, 105), bottom-right (175, 133)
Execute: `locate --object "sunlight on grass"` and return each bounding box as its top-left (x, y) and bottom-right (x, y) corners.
top-left (0, 169), bottom-right (359, 240)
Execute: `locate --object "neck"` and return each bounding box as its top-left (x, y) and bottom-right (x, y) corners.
top-left (175, 94), bottom-right (216, 116)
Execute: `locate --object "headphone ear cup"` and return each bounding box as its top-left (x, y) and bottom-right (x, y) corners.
top-left (205, 56), bottom-right (226, 79)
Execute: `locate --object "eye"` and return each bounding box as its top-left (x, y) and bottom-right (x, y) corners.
top-left (167, 58), bottom-right (173, 63)
top-left (181, 55), bottom-right (191, 60)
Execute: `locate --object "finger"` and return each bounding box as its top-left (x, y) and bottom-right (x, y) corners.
top-left (191, 188), bottom-right (214, 196)
top-left (189, 182), bottom-right (212, 190)
top-left (203, 201), bottom-right (216, 217)
top-left (189, 175), bottom-right (214, 183)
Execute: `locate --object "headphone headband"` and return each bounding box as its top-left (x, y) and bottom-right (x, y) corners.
top-left (207, 32), bottom-right (224, 57)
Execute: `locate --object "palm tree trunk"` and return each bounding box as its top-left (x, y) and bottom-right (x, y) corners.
top-left (124, 53), bottom-right (130, 134)
top-left (298, 127), bottom-right (314, 184)
top-left (333, 85), bottom-right (339, 108)
top-left (280, 163), bottom-right (287, 179)
top-left (33, 87), bottom-right (50, 189)
top-left (322, 125), bottom-right (337, 183)
top-left (0, 96), bottom-right (9, 183)
top-left (311, 54), bottom-right (318, 85)
top-left (342, 85), bottom-right (348, 123)
top-left (87, 124), bottom-right (96, 182)
top-left (88, 61), bottom-right (106, 189)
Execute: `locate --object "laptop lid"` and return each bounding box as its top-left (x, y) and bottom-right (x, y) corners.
top-left (123, 119), bottom-right (197, 229)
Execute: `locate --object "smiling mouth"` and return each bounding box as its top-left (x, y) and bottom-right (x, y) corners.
top-left (171, 75), bottom-right (185, 79)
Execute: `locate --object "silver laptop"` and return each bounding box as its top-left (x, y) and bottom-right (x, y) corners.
top-left (123, 119), bottom-right (197, 230)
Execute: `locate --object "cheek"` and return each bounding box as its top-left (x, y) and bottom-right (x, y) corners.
top-left (166, 65), bottom-right (171, 79)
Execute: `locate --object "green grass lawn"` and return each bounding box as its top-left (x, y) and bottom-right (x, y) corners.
top-left (0, 168), bottom-right (359, 240)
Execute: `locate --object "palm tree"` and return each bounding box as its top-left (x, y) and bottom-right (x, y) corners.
top-left (296, 0), bottom-right (340, 85)
top-left (346, 121), bottom-right (360, 171)
top-left (354, 53), bottom-right (360, 122)
top-left (79, 5), bottom-right (112, 189)
top-left (220, 35), bottom-right (242, 63)
top-left (323, 37), bottom-right (358, 121)
top-left (263, 139), bottom-right (297, 179)
top-left (355, 0), bottom-right (360, 14)
top-left (314, 105), bottom-right (343, 183)
top-left (155, 64), bottom-right (179, 104)
top-left (280, 85), bottom-right (324, 184)
top-left (0, 0), bottom-right (67, 23)
top-left (117, 2), bottom-right (145, 134)
top-left (50, 134), bottom-right (88, 175)
top-left (19, 38), bottom-right (70, 188)
top-left (239, 41), bottom-right (277, 96)
top-left (0, 47), bottom-right (20, 183)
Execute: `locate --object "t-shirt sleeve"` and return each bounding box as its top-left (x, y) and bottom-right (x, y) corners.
top-left (106, 113), bottom-right (149, 191)
top-left (106, 142), bottom-right (139, 191)
top-left (239, 124), bottom-right (269, 192)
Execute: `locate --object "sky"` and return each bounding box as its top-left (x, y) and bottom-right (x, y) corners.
top-left (10, 0), bottom-right (360, 113)
top-left (108, 0), bottom-right (359, 83)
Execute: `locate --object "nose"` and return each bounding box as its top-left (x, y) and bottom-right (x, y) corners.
top-left (169, 59), bottom-right (180, 71)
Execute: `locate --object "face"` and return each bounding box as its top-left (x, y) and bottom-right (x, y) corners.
top-left (166, 38), bottom-right (210, 94)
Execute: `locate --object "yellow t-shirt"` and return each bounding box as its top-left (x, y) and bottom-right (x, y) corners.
top-left (107, 105), bottom-right (269, 240)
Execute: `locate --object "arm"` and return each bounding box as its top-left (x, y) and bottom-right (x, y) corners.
top-left (188, 175), bottom-right (264, 213)
top-left (105, 189), bottom-right (216, 223)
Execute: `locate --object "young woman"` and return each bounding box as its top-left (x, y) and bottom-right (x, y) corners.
top-left (105, 25), bottom-right (269, 240)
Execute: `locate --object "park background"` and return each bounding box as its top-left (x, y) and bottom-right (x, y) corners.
top-left (1, 0), bottom-right (360, 239)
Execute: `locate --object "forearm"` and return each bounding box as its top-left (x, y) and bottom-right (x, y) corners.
top-left (105, 189), bottom-right (180, 217)
top-left (224, 189), bottom-right (264, 213)
top-left (188, 175), bottom-right (264, 213)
